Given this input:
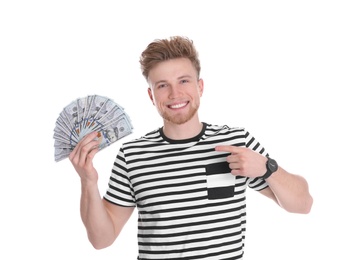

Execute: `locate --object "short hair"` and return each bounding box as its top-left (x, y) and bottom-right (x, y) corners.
top-left (139, 36), bottom-right (201, 81)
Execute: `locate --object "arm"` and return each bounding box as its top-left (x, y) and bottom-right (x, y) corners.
top-left (215, 145), bottom-right (313, 214)
top-left (80, 181), bottom-right (134, 249)
top-left (69, 131), bottom-right (134, 249)
top-left (258, 167), bottom-right (313, 214)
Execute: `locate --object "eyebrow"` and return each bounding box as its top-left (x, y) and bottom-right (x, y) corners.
top-left (178, 75), bottom-right (193, 80)
top-left (154, 75), bottom-right (193, 86)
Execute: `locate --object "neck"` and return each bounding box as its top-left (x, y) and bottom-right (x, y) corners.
top-left (162, 116), bottom-right (203, 140)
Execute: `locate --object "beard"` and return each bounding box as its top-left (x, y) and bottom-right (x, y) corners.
top-left (159, 102), bottom-right (199, 125)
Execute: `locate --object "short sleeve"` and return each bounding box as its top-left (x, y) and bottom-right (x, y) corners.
top-left (244, 129), bottom-right (269, 191)
top-left (103, 147), bottom-right (136, 207)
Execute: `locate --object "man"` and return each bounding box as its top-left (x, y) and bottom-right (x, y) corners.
top-left (69, 36), bottom-right (313, 259)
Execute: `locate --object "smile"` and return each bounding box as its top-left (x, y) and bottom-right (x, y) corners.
top-left (169, 102), bottom-right (188, 109)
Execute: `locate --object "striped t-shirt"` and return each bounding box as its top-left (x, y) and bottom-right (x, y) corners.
top-left (104, 123), bottom-right (269, 259)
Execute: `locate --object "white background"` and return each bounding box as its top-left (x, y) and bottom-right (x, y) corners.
top-left (1, 0), bottom-right (359, 259)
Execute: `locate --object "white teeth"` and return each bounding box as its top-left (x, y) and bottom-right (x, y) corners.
top-left (170, 102), bottom-right (187, 109)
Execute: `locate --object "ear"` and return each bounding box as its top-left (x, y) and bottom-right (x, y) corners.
top-left (147, 87), bottom-right (155, 105)
top-left (198, 78), bottom-right (204, 97)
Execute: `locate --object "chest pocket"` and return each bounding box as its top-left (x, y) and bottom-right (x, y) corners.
top-left (205, 161), bottom-right (235, 199)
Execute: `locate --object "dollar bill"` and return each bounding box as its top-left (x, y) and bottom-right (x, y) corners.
top-left (53, 94), bottom-right (134, 162)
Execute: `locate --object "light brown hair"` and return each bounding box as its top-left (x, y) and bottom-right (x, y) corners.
top-left (139, 36), bottom-right (201, 81)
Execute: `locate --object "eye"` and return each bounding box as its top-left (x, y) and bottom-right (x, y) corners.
top-left (157, 83), bottom-right (167, 89)
top-left (180, 79), bottom-right (189, 84)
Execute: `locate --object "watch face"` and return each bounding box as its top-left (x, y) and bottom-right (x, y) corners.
top-left (268, 158), bottom-right (278, 171)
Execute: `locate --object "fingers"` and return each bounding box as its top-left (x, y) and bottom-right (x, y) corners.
top-left (215, 145), bottom-right (240, 173)
top-left (215, 145), bottom-right (245, 163)
top-left (215, 145), bottom-right (247, 154)
top-left (215, 145), bottom-right (267, 178)
top-left (215, 145), bottom-right (236, 153)
top-left (69, 131), bottom-right (100, 165)
top-left (215, 145), bottom-right (253, 176)
top-left (70, 131), bottom-right (99, 155)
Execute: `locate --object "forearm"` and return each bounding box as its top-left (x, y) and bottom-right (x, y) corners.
top-left (80, 182), bottom-right (116, 249)
top-left (266, 167), bottom-right (313, 214)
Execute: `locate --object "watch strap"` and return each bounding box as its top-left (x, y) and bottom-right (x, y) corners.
top-left (262, 156), bottom-right (278, 180)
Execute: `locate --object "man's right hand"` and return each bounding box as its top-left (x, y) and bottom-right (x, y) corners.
top-left (69, 131), bottom-right (101, 183)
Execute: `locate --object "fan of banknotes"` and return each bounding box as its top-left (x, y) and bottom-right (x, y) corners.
top-left (53, 94), bottom-right (134, 162)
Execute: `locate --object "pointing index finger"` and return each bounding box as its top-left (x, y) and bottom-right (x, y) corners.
top-left (215, 145), bottom-right (239, 153)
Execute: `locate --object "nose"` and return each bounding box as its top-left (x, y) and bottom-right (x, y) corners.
top-left (168, 85), bottom-right (182, 99)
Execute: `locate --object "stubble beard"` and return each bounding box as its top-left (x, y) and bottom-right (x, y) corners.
top-left (160, 103), bottom-right (199, 125)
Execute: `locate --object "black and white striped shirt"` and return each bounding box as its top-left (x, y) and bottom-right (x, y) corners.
top-left (104, 123), bottom-right (269, 260)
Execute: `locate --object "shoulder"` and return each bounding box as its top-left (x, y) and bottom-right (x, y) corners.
top-left (121, 127), bottom-right (163, 149)
top-left (204, 122), bottom-right (247, 136)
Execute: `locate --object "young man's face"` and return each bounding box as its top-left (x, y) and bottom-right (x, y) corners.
top-left (147, 58), bottom-right (204, 125)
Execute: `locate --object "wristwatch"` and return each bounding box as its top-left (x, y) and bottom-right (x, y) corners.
top-left (262, 156), bottom-right (278, 179)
